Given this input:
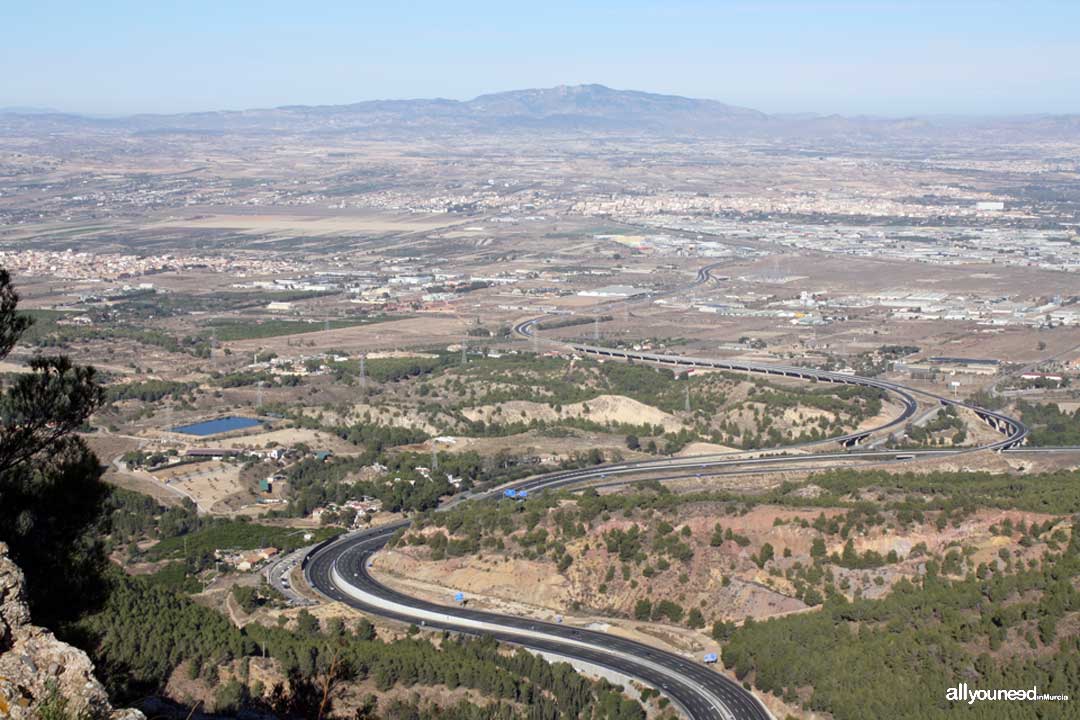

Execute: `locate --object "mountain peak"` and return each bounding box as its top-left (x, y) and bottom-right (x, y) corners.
top-left (464, 84), bottom-right (764, 130)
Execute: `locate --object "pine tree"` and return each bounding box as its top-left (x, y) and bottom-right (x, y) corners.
top-left (0, 268), bottom-right (107, 624)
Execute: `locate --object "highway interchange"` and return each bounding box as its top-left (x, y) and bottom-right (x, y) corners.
top-left (297, 271), bottom-right (1034, 720)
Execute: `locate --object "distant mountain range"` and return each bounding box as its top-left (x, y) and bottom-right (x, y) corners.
top-left (0, 105), bottom-right (62, 114)
top-left (5, 84), bottom-right (1080, 141)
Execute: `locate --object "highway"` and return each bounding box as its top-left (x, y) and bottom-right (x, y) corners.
top-left (299, 275), bottom-right (1033, 720)
top-left (512, 317), bottom-right (1027, 452)
top-left (306, 522), bottom-right (769, 720)
top-left (264, 546), bottom-right (316, 607)
top-left (302, 447), bottom-right (958, 720)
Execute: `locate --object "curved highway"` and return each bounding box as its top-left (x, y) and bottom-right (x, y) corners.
top-left (303, 447), bottom-right (955, 720)
top-left (307, 521), bottom-right (769, 720)
top-left (513, 318), bottom-right (1026, 452)
top-left (304, 266), bottom-right (1030, 720)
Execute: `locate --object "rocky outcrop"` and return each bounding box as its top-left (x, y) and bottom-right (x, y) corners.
top-left (0, 542), bottom-right (143, 720)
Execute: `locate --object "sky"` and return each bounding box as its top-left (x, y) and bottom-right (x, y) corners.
top-left (4, 1), bottom-right (1079, 116)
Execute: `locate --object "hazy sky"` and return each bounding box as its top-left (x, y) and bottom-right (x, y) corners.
top-left (5, 1), bottom-right (1079, 116)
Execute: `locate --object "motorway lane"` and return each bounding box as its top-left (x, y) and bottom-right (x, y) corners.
top-left (1004, 446), bottom-right (1080, 453)
top-left (265, 547), bottom-right (316, 606)
top-left (477, 447), bottom-right (966, 506)
top-left (306, 525), bottom-right (770, 720)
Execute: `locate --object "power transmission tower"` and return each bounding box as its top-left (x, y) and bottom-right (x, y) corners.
top-left (431, 446), bottom-right (439, 471)
top-left (359, 353), bottom-right (367, 394)
top-left (685, 385), bottom-right (691, 413)
top-left (461, 339), bottom-right (467, 365)
top-left (593, 316), bottom-right (600, 341)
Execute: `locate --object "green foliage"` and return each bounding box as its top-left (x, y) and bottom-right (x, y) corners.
top-left (900, 405), bottom-right (966, 446)
top-left (144, 520), bottom-right (340, 564)
top-left (283, 449), bottom-right (525, 516)
top-left (209, 370), bottom-right (278, 388)
top-left (231, 584), bottom-right (259, 613)
top-left (711, 620), bottom-right (736, 642)
top-left (331, 354), bottom-right (452, 383)
top-left (1018, 400), bottom-right (1080, 446)
top-left (78, 571), bottom-right (645, 719)
top-left (213, 678), bottom-right (249, 713)
top-left (969, 388), bottom-right (1007, 411)
top-left (76, 571), bottom-right (250, 699)
top-left (340, 422), bottom-right (430, 453)
top-left (35, 682), bottom-right (76, 720)
top-left (0, 271), bottom-right (109, 626)
top-left (652, 529), bottom-right (693, 562)
top-left (535, 314), bottom-right (613, 331)
top-left (106, 379), bottom-right (197, 403)
top-left (753, 542), bottom-right (774, 568)
top-left (143, 562), bottom-right (203, 593)
top-left (797, 469), bottom-right (1080, 514)
top-left (650, 599), bottom-right (685, 623)
top-left (832, 538), bottom-right (888, 570)
top-left (22, 305), bottom-right (212, 358)
top-left (604, 525), bottom-right (643, 562)
top-left (722, 528), bottom-right (1080, 720)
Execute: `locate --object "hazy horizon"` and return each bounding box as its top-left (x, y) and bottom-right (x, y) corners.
top-left (6, 82), bottom-right (1080, 121)
top-left (5, 1), bottom-right (1080, 117)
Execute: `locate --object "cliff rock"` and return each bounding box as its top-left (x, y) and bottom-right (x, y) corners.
top-left (0, 542), bottom-right (143, 720)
